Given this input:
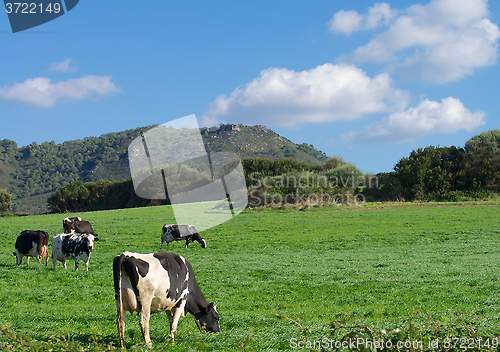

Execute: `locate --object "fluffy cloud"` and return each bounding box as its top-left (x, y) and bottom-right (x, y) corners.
top-left (343, 97), bottom-right (486, 144)
top-left (328, 10), bottom-right (363, 36)
top-left (331, 0), bottom-right (500, 83)
top-left (0, 75), bottom-right (120, 107)
top-left (203, 63), bottom-right (409, 126)
top-left (328, 3), bottom-right (396, 36)
top-left (49, 58), bottom-right (77, 73)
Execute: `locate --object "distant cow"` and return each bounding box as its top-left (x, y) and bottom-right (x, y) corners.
top-left (52, 233), bottom-right (98, 271)
top-left (161, 224), bottom-right (207, 249)
top-left (63, 217), bottom-right (96, 236)
top-left (13, 230), bottom-right (49, 267)
top-left (113, 251), bottom-right (220, 348)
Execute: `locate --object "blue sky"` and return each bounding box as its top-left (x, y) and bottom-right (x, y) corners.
top-left (1, 0), bottom-right (500, 174)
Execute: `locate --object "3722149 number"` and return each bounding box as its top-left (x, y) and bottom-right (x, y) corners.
top-left (5, 2), bottom-right (61, 14)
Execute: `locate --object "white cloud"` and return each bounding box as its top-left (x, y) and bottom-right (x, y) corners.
top-left (328, 10), bottom-right (363, 36)
top-left (203, 63), bottom-right (409, 127)
top-left (365, 3), bottom-right (397, 30)
top-left (328, 3), bottom-right (396, 35)
top-left (49, 58), bottom-right (77, 73)
top-left (0, 75), bottom-right (121, 107)
top-left (331, 0), bottom-right (500, 83)
top-left (343, 97), bottom-right (486, 144)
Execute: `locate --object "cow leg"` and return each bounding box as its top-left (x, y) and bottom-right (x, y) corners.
top-left (37, 255), bottom-right (42, 265)
top-left (169, 299), bottom-right (187, 342)
top-left (26, 256), bottom-right (30, 266)
top-left (41, 247), bottom-right (49, 266)
top-left (166, 310), bottom-right (174, 326)
top-left (62, 259), bottom-right (67, 269)
top-left (139, 302), bottom-right (153, 348)
top-left (75, 256), bottom-right (80, 270)
top-left (16, 252), bottom-right (22, 266)
top-left (85, 259), bottom-right (89, 271)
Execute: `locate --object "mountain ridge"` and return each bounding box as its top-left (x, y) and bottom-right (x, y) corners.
top-left (0, 124), bottom-right (328, 214)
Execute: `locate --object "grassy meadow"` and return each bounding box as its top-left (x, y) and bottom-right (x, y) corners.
top-left (0, 202), bottom-right (500, 351)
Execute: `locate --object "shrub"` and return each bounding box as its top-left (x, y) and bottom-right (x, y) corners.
top-left (0, 189), bottom-right (12, 212)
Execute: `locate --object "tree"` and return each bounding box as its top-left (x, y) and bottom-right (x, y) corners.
top-left (48, 181), bottom-right (90, 213)
top-left (322, 155), bottom-right (346, 170)
top-left (465, 129), bottom-right (500, 192)
top-left (394, 146), bottom-right (467, 199)
top-left (0, 189), bottom-right (12, 212)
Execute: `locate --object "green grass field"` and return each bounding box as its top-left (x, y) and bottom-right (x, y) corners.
top-left (1, 202), bottom-right (500, 351)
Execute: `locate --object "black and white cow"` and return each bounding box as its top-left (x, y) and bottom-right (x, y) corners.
top-left (113, 251), bottom-right (220, 348)
top-left (63, 217), bottom-right (96, 236)
top-left (13, 230), bottom-right (49, 267)
top-left (161, 224), bottom-right (207, 249)
top-left (51, 233), bottom-right (98, 271)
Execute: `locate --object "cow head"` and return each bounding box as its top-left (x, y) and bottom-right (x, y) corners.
top-left (195, 302), bottom-right (220, 333)
top-left (191, 231), bottom-right (207, 249)
top-left (199, 239), bottom-right (207, 248)
top-left (86, 234), bottom-right (98, 251)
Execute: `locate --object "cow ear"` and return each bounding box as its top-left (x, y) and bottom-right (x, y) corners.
top-left (94, 237), bottom-right (99, 241)
top-left (207, 302), bottom-right (217, 313)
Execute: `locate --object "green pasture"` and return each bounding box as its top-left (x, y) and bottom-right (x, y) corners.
top-left (0, 202), bottom-right (500, 351)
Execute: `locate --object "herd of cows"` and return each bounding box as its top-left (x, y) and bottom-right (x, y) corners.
top-left (13, 217), bottom-right (98, 270)
top-left (12, 218), bottom-right (220, 347)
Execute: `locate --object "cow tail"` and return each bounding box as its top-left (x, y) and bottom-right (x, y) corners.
top-left (113, 254), bottom-right (126, 347)
top-left (37, 234), bottom-right (44, 256)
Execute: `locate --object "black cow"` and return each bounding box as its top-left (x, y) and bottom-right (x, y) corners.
top-left (51, 233), bottom-right (98, 271)
top-left (63, 217), bottom-right (96, 236)
top-left (113, 251), bottom-right (220, 347)
top-left (161, 224), bottom-right (207, 249)
top-left (13, 230), bottom-right (49, 266)
top-left (62, 217), bottom-right (81, 233)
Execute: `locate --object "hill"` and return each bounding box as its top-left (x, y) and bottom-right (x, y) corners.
top-left (0, 124), bottom-right (327, 214)
top-left (201, 124), bottom-right (327, 164)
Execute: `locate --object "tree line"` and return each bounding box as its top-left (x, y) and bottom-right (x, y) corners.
top-left (46, 156), bottom-right (363, 212)
top-left (380, 129), bottom-right (500, 201)
top-left (47, 179), bottom-right (165, 213)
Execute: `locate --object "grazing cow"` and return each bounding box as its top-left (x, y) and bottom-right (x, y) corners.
top-left (113, 251), bottom-right (220, 347)
top-left (161, 224), bottom-right (207, 249)
top-left (63, 217), bottom-right (96, 236)
top-left (13, 230), bottom-right (49, 267)
top-left (51, 233), bottom-right (98, 271)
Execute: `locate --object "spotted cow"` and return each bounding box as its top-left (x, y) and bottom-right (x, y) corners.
top-left (161, 224), bottom-right (207, 249)
top-left (13, 230), bottom-right (49, 267)
top-left (113, 251), bottom-right (220, 348)
top-left (51, 233), bottom-right (98, 271)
